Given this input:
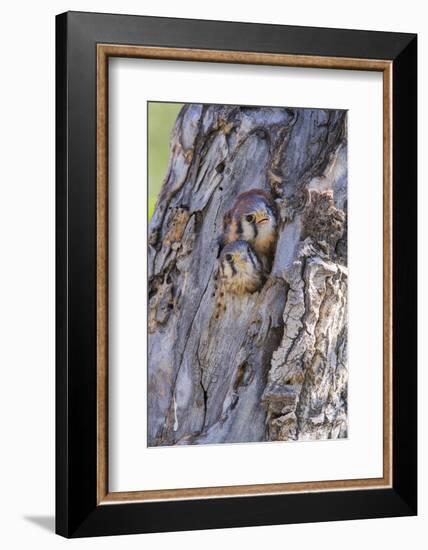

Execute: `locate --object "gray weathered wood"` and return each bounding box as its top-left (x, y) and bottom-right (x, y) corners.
top-left (148, 104), bottom-right (347, 446)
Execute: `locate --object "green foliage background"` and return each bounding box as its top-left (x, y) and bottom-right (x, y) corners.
top-left (148, 102), bottom-right (184, 220)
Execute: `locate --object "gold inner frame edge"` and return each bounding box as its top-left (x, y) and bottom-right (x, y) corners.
top-left (96, 44), bottom-right (393, 505)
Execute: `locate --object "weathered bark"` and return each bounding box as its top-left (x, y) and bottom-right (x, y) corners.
top-left (148, 104), bottom-right (348, 446)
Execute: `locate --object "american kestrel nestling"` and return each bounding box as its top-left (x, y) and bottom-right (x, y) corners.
top-left (221, 189), bottom-right (277, 270)
top-left (218, 240), bottom-right (265, 295)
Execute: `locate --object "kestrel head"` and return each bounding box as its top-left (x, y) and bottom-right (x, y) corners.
top-left (222, 189), bottom-right (277, 269)
top-left (218, 240), bottom-right (264, 295)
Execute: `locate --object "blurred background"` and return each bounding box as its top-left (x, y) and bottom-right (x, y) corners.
top-left (148, 102), bottom-right (184, 219)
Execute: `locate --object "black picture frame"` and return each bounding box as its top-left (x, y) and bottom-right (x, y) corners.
top-left (56, 11), bottom-right (417, 538)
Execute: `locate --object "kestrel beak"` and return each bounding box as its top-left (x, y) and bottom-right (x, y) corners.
top-left (236, 255), bottom-right (248, 269)
top-left (256, 214), bottom-right (269, 225)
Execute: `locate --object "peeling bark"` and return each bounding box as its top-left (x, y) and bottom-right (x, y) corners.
top-left (148, 104), bottom-right (348, 446)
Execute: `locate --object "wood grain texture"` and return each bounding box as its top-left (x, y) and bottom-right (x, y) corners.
top-left (97, 46), bottom-right (108, 504)
top-left (147, 105), bottom-right (348, 447)
top-left (99, 44), bottom-right (390, 71)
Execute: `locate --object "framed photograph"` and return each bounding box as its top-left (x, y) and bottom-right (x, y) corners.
top-left (56, 11), bottom-right (417, 537)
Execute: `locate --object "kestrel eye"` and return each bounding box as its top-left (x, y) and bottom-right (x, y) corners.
top-left (225, 253), bottom-right (233, 262)
top-left (245, 214), bottom-right (255, 223)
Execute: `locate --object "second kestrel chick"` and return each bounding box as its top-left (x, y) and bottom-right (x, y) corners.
top-left (218, 240), bottom-right (265, 295)
top-left (221, 189), bottom-right (277, 270)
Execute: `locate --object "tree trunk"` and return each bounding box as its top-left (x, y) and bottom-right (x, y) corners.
top-left (148, 104), bottom-right (348, 446)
